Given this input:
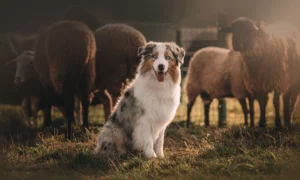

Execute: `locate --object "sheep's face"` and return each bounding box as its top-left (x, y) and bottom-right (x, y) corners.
top-left (11, 51), bottom-right (36, 85)
top-left (137, 41), bottom-right (185, 83)
top-left (231, 17), bottom-right (259, 52)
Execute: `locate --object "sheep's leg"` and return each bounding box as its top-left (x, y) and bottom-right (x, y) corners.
top-left (248, 97), bottom-right (255, 128)
top-left (290, 93), bottom-right (298, 116)
top-left (81, 92), bottom-right (90, 130)
top-left (43, 104), bottom-right (52, 128)
top-left (238, 98), bottom-right (248, 126)
top-left (186, 93), bottom-right (197, 128)
top-left (257, 93), bottom-right (268, 128)
top-left (42, 85), bottom-right (53, 128)
top-left (63, 92), bottom-right (75, 139)
top-left (31, 97), bottom-right (41, 128)
top-left (284, 92), bottom-right (298, 129)
top-left (74, 97), bottom-right (82, 126)
top-left (273, 91), bottom-right (282, 128)
top-left (21, 98), bottom-right (32, 127)
top-left (204, 102), bottom-right (211, 127)
top-left (95, 90), bottom-right (113, 122)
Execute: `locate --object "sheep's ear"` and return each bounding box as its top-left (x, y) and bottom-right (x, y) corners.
top-left (253, 24), bottom-right (259, 31)
top-left (254, 21), bottom-right (265, 31)
top-left (4, 59), bottom-right (17, 67)
top-left (7, 35), bottom-right (20, 57)
top-left (23, 50), bottom-right (35, 57)
top-left (255, 21), bottom-right (267, 36)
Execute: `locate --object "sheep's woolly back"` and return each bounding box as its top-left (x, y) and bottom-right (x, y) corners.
top-left (94, 24), bottom-right (146, 96)
top-left (234, 19), bottom-right (300, 94)
top-left (185, 47), bottom-right (248, 101)
top-left (34, 27), bottom-right (51, 86)
top-left (45, 21), bottom-right (96, 94)
top-left (242, 32), bottom-right (290, 93)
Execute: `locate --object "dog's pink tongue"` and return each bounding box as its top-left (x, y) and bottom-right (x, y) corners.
top-left (157, 72), bottom-right (165, 82)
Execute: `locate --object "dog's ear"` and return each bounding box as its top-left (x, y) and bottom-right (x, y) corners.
top-left (137, 41), bottom-right (156, 59)
top-left (167, 42), bottom-right (185, 65)
top-left (137, 46), bottom-right (145, 58)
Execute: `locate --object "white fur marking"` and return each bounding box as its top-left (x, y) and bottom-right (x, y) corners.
top-left (153, 44), bottom-right (168, 73)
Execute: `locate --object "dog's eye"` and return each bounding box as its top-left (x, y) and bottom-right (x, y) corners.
top-left (152, 55), bottom-right (158, 59)
top-left (165, 56), bottom-right (171, 60)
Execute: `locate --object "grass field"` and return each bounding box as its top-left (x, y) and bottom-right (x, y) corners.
top-left (1, 89), bottom-right (300, 179)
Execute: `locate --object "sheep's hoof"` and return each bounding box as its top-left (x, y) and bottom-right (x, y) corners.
top-left (218, 123), bottom-right (227, 128)
top-left (284, 124), bottom-right (293, 131)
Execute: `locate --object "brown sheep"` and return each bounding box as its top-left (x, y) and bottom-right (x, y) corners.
top-left (7, 51), bottom-right (82, 128)
top-left (230, 17), bottom-right (300, 128)
top-left (94, 24), bottom-right (146, 122)
top-left (0, 33), bottom-right (37, 105)
top-left (185, 47), bottom-right (254, 127)
top-left (34, 21), bottom-right (96, 139)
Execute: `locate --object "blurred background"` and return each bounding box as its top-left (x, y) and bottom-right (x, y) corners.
top-left (1, 0), bottom-right (300, 37)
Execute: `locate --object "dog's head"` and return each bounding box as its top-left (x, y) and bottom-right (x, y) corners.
top-left (137, 41), bottom-right (185, 83)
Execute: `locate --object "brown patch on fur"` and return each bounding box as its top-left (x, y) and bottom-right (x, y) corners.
top-left (139, 59), bottom-right (154, 75)
top-left (168, 58), bottom-right (180, 83)
top-left (165, 49), bottom-right (180, 83)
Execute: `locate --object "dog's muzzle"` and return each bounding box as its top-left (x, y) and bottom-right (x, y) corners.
top-left (153, 64), bottom-right (168, 82)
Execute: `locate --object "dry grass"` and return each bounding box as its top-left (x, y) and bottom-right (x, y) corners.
top-left (1, 81), bottom-right (300, 179)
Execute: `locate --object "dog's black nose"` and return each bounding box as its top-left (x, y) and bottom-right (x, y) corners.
top-left (158, 64), bottom-right (165, 71)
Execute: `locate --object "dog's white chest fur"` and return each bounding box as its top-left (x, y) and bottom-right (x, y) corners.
top-left (133, 73), bottom-right (180, 141)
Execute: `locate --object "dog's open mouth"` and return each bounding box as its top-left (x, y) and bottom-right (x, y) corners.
top-left (153, 68), bottom-right (168, 82)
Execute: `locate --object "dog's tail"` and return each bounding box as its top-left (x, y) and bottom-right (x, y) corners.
top-left (94, 122), bottom-right (127, 156)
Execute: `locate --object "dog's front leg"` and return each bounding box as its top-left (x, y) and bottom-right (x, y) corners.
top-left (133, 122), bottom-right (157, 159)
top-left (154, 128), bottom-right (165, 158)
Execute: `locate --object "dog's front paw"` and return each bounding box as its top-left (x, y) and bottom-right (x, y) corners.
top-left (156, 151), bottom-right (164, 158)
top-left (144, 149), bottom-right (157, 159)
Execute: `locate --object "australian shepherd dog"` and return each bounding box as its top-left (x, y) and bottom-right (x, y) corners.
top-left (95, 41), bottom-right (185, 158)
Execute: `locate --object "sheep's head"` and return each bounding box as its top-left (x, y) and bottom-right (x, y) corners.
top-left (5, 51), bottom-right (36, 85)
top-left (231, 17), bottom-right (263, 52)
